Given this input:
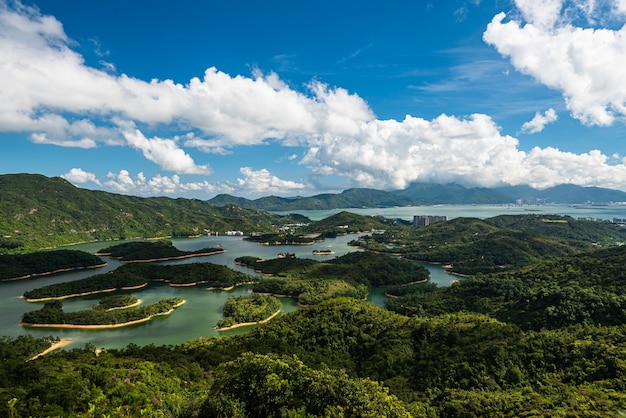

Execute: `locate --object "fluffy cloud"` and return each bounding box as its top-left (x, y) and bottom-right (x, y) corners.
top-left (102, 170), bottom-right (233, 197)
top-left (122, 129), bottom-right (211, 175)
top-left (237, 167), bottom-right (308, 196)
top-left (61, 168), bottom-right (101, 185)
top-left (520, 108), bottom-right (558, 134)
top-left (3, 1), bottom-right (626, 196)
top-left (484, 0), bottom-right (626, 126)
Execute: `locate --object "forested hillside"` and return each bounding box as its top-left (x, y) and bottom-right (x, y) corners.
top-left (0, 174), bottom-right (305, 253)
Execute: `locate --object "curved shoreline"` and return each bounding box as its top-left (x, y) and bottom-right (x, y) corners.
top-left (28, 338), bottom-right (73, 361)
top-left (20, 300), bottom-right (186, 329)
top-left (214, 309), bottom-right (281, 331)
top-left (105, 299), bottom-right (142, 311)
top-left (97, 249), bottom-right (226, 263)
top-left (2, 263), bottom-right (108, 281)
top-left (22, 282), bottom-right (149, 302)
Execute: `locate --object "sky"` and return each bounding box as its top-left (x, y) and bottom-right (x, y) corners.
top-left (2, 0), bottom-right (626, 199)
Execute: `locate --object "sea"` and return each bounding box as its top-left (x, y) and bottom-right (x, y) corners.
top-left (1, 204), bottom-right (625, 350)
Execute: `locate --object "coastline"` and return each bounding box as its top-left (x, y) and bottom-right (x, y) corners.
top-left (2, 263), bottom-right (108, 282)
top-left (22, 282), bottom-right (148, 302)
top-left (214, 309), bottom-right (281, 331)
top-left (29, 338), bottom-right (73, 361)
top-left (20, 300), bottom-right (186, 329)
top-left (97, 249), bottom-right (226, 263)
top-left (105, 299), bottom-right (143, 311)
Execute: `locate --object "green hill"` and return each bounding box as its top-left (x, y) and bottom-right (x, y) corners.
top-left (0, 173), bottom-right (306, 253)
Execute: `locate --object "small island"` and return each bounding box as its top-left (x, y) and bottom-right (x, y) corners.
top-left (21, 298), bottom-right (185, 328)
top-left (96, 240), bottom-right (225, 262)
top-left (94, 294), bottom-right (141, 311)
top-left (312, 249), bottom-right (334, 255)
top-left (215, 294), bottom-right (281, 330)
top-left (22, 262), bottom-right (254, 301)
top-left (0, 250), bottom-right (106, 281)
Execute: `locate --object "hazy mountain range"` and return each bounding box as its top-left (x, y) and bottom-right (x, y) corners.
top-left (209, 183), bottom-right (626, 210)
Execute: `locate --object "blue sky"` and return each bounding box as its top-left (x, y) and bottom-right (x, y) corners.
top-left (2, 0), bottom-right (626, 198)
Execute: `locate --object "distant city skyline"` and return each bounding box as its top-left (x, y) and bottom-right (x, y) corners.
top-left (2, 0), bottom-right (626, 198)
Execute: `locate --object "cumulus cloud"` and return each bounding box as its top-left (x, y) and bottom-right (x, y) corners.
top-left (237, 167), bottom-right (307, 196)
top-left (3, 1), bottom-right (626, 195)
top-left (61, 168), bottom-right (101, 185)
top-left (122, 129), bottom-right (211, 174)
top-left (520, 108), bottom-right (558, 134)
top-left (483, 0), bottom-right (626, 126)
top-left (100, 170), bottom-right (233, 197)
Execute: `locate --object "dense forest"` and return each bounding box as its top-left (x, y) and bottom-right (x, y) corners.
top-left (216, 294), bottom-right (282, 329)
top-left (3, 297), bottom-right (626, 416)
top-left (22, 262), bottom-right (254, 300)
top-left (21, 298), bottom-right (184, 327)
top-left (0, 174), bottom-right (308, 253)
top-left (0, 250), bottom-right (105, 281)
top-left (96, 240), bottom-right (224, 261)
top-left (351, 214), bottom-right (626, 274)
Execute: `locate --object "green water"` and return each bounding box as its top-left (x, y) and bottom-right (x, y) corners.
top-left (6, 204), bottom-right (612, 350)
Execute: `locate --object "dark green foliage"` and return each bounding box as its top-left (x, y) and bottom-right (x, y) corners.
top-left (353, 214), bottom-right (625, 274)
top-left (216, 294), bottom-right (282, 328)
top-left (23, 262), bottom-right (253, 300)
top-left (200, 353), bottom-right (411, 417)
top-left (0, 249), bottom-right (104, 280)
top-left (0, 335), bottom-right (58, 362)
top-left (97, 239), bottom-right (223, 261)
top-left (244, 233), bottom-right (318, 245)
top-left (0, 173), bottom-right (307, 252)
top-left (95, 294), bottom-right (139, 310)
top-left (387, 245), bottom-right (626, 330)
top-left (21, 298), bottom-right (184, 326)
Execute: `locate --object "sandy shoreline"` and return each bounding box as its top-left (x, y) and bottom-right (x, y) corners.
top-left (2, 263), bottom-right (108, 282)
top-left (20, 300), bottom-right (186, 329)
top-left (214, 309), bottom-right (281, 331)
top-left (29, 338), bottom-right (73, 361)
top-left (97, 249), bottom-right (226, 263)
top-left (105, 299), bottom-right (142, 311)
top-left (23, 282), bottom-right (149, 302)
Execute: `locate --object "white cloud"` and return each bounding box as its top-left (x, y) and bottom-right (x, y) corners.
top-left (3, 1), bottom-right (626, 195)
top-left (101, 170), bottom-right (232, 197)
top-left (520, 108), bottom-right (558, 134)
top-left (61, 168), bottom-right (101, 185)
top-left (122, 129), bottom-right (211, 174)
top-left (300, 113), bottom-right (626, 191)
top-left (237, 167), bottom-right (307, 196)
top-left (484, 1), bottom-right (626, 126)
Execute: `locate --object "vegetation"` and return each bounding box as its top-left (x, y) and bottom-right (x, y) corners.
top-left (235, 251), bottom-right (428, 305)
top-left (216, 294), bottom-right (282, 329)
top-left (385, 245), bottom-right (626, 330)
top-left (21, 298), bottom-right (184, 326)
top-left (23, 262), bottom-right (254, 300)
top-left (351, 215), bottom-right (626, 274)
top-left (94, 294), bottom-right (139, 310)
top-left (4, 297), bottom-right (626, 416)
top-left (97, 240), bottom-right (223, 261)
top-left (0, 173), bottom-right (309, 253)
top-left (0, 249), bottom-right (105, 281)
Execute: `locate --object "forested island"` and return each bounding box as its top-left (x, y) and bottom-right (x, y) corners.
top-left (96, 240), bottom-right (224, 262)
top-left (235, 251), bottom-right (429, 305)
top-left (0, 250), bottom-right (106, 281)
top-left (22, 262), bottom-right (254, 301)
top-left (21, 298), bottom-right (184, 328)
top-left (215, 294), bottom-right (281, 330)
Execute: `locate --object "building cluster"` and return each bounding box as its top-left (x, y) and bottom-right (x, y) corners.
top-left (413, 215), bottom-right (447, 227)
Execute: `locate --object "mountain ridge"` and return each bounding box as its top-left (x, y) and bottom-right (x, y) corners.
top-left (209, 182), bottom-right (626, 210)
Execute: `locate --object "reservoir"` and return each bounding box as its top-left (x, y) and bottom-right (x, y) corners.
top-left (2, 204), bottom-right (625, 350)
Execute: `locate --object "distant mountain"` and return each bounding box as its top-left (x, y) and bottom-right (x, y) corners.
top-left (0, 174), bottom-right (305, 252)
top-left (394, 183), bottom-right (513, 204)
top-left (209, 188), bottom-right (419, 210)
top-left (496, 184), bottom-right (626, 204)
